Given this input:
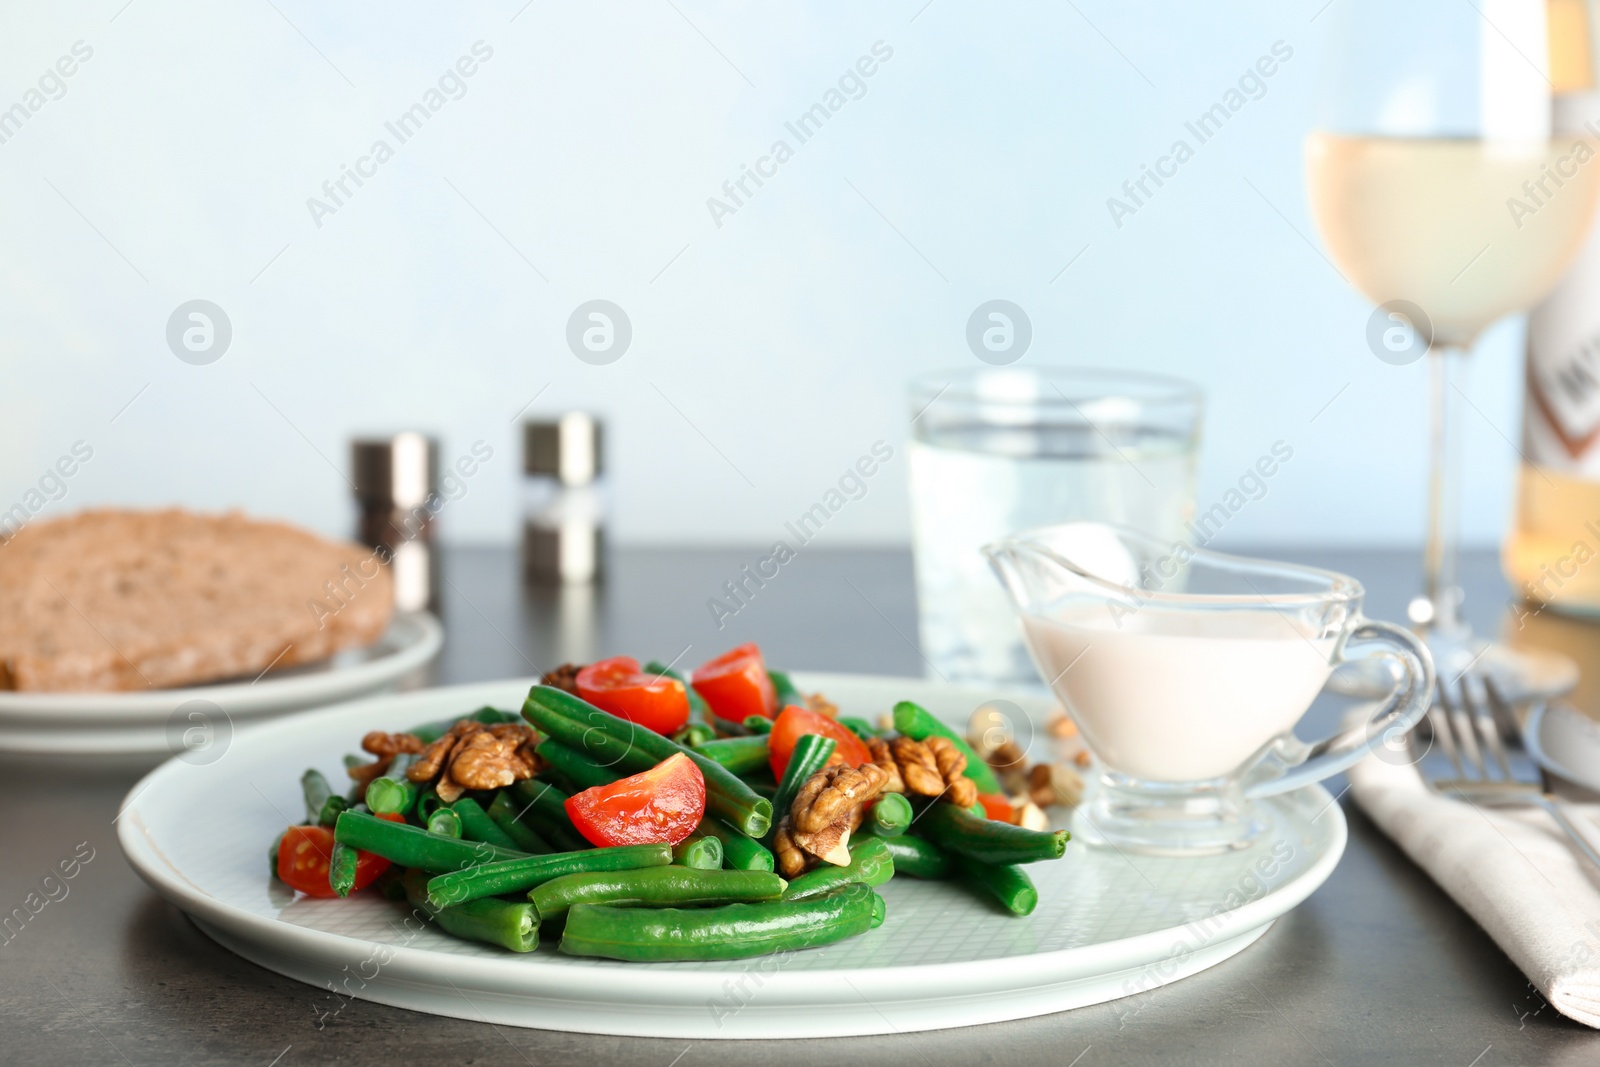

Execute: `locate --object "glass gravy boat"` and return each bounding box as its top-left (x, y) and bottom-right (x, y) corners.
top-left (985, 522), bottom-right (1434, 854)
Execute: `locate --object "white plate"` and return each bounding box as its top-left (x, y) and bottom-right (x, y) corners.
top-left (118, 673), bottom-right (1346, 1039)
top-left (0, 613), bottom-right (442, 756)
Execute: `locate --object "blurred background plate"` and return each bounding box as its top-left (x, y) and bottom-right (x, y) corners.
top-left (118, 673), bottom-right (1345, 1039)
top-left (0, 612), bottom-right (442, 758)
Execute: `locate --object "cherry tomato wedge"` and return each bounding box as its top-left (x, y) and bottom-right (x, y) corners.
top-left (276, 814), bottom-right (402, 898)
top-left (564, 752), bottom-right (706, 847)
top-left (977, 792), bottom-right (1016, 823)
top-left (576, 656), bottom-right (691, 735)
top-left (768, 704), bottom-right (871, 779)
top-left (691, 643), bottom-right (777, 722)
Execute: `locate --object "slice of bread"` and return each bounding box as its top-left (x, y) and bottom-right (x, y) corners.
top-left (0, 508), bottom-right (394, 692)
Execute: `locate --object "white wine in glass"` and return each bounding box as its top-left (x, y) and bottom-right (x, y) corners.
top-left (1307, 134), bottom-right (1600, 346)
top-left (1305, 0), bottom-right (1600, 693)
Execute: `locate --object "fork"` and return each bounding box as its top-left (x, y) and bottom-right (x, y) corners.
top-left (1417, 672), bottom-right (1600, 872)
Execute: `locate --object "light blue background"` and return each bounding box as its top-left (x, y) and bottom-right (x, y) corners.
top-left (0, 1), bottom-right (1533, 550)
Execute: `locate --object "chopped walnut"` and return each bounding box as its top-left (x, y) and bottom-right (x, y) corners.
top-left (346, 754), bottom-right (394, 796)
top-left (361, 731), bottom-right (425, 758)
top-left (791, 763), bottom-right (889, 834)
top-left (1046, 712), bottom-right (1079, 739)
top-left (865, 737), bottom-right (905, 794)
top-left (405, 718), bottom-right (542, 802)
top-left (783, 763), bottom-right (890, 869)
top-left (773, 817), bottom-right (810, 878)
top-left (889, 736), bottom-right (978, 809)
top-left (541, 663), bottom-right (584, 696)
top-left (803, 692), bottom-right (839, 718)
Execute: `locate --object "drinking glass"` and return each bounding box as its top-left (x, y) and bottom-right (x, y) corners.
top-left (907, 367), bottom-right (1201, 685)
top-left (986, 522), bottom-right (1434, 854)
top-left (1306, 0), bottom-right (1600, 695)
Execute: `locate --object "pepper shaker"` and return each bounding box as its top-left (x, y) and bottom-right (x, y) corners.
top-left (522, 413), bottom-right (605, 584)
top-left (351, 432), bottom-right (438, 612)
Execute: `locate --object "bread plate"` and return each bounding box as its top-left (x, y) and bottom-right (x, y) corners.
top-left (0, 612), bottom-right (442, 758)
top-left (119, 673), bottom-right (1345, 1038)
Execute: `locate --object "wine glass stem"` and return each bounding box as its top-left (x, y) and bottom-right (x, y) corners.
top-left (1423, 343), bottom-right (1469, 636)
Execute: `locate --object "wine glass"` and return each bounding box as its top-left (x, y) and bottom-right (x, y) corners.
top-left (1305, 0), bottom-right (1600, 697)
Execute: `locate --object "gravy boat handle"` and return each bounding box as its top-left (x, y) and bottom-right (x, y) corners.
top-left (1244, 618), bottom-right (1435, 799)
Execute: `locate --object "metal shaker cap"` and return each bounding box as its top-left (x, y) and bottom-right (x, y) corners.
top-left (351, 432), bottom-right (438, 507)
top-left (524, 413), bottom-right (603, 486)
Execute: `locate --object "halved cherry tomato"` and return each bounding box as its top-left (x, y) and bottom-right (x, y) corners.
top-left (691, 643), bottom-right (777, 722)
top-left (276, 814), bottom-right (402, 898)
top-left (977, 792), bottom-right (1016, 823)
top-left (564, 752), bottom-right (706, 847)
top-left (768, 704), bottom-right (871, 779)
top-left (576, 656), bottom-right (691, 735)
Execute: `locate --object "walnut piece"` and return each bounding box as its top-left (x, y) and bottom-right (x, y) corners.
top-left (541, 663), bottom-right (584, 696)
top-left (784, 763), bottom-right (889, 868)
top-left (404, 718), bottom-right (541, 801)
top-left (361, 731), bottom-right (425, 758)
top-left (791, 763), bottom-right (889, 834)
top-left (772, 817), bottom-right (811, 878)
top-left (346, 754), bottom-right (393, 793)
top-left (803, 692), bottom-right (839, 718)
top-left (865, 737), bottom-right (905, 794)
top-left (889, 736), bottom-right (978, 808)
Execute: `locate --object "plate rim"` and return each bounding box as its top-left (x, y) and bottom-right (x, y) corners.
top-left (117, 672), bottom-right (1347, 1035)
top-left (0, 612), bottom-right (442, 724)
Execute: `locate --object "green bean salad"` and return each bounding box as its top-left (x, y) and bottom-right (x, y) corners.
top-left (269, 646), bottom-right (1069, 961)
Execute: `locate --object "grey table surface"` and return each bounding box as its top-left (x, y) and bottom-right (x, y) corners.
top-left (6, 544), bottom-right (1600, 1066)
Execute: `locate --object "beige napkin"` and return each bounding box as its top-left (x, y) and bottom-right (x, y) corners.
top-left (1347, 749), bottom-right (1600, 1027)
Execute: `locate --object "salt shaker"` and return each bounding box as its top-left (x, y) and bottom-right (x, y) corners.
top-left (351, 432), bottom-right (438, 612)
top-left (522, 413), bottom-right (605, 584)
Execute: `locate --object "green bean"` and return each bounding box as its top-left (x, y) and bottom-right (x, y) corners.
top-left (913, 803), bottom-right (1068, 865)
top-left (507, 779), bottom-right (590, 852)
top-left (402, 869), bottom-right (539, 952)
top-left (958, 858), bottom-right (1038, 916)
top-left (450, 797), bottom-right (521, 850)
top-left (768, 669), bottom-right (806, 710)
top-left (427, 807), bottom-right (463, 838)
top-left (487, 791), bottom-right (554, 854)
top-left (782, 837), bottom-right (894, 901)
top-left (560, 882), bottom-right (881, 962)
top-left (672, 722), bottom-right (716, 747)
top-left (839, 716), bottom-right (879, 741)
top-left (333, 810), bottom-right (527, 872)
top-left (532, 866), bottom-right (785, 919)
top-left (329, 842), bottom-right (358, 897)
top-left (268, 830), bottom-right (285, 879)
top-left (741, 715), bottom-right (773, 735)
top-left (863, 792), bottom-right (913, 837)
top-left (770, 734), bottom-right (835, 831)
top-left (301, 769), bottom-right (334, 825)
top-left (882, 835), bottom-right (952, 880)
top-left (414, 786), bottom-right (443, 822)
top-left (316, 795), bottom-right (348, 829)
top-left (697, 817), bottom-right (775, 872)
top-left (536, 740), bottom-right (620, 791)
top-left (373, 865), bottom-right (407, 902)
top-left (522, 685), bottom-right (773, 837)
top-left (365, 754), bottom-right (420, 816)
top-left (893, 700), bottom-right (1003, 794)
top-left (690, 735), bottom-right (770, 776)
top-left (672, 834), bottom-right (723, 870)
top-left (424, 841), bottom-right (673, 908)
